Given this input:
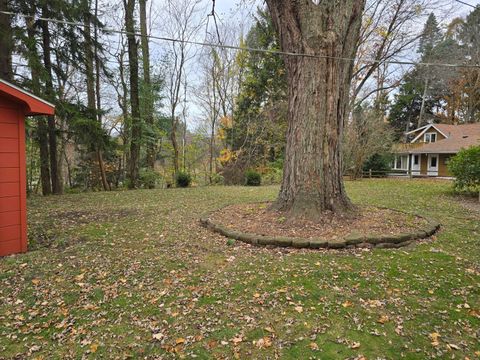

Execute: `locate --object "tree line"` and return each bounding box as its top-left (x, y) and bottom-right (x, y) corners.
top-left (0, 0), bottom-right (478, 195)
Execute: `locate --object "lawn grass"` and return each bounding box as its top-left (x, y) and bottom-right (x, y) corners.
top-left (0, 179), bottom-right (479, 359)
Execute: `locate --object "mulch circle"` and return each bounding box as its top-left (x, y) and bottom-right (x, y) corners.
top-left (200, 202), bottom-right (440, 250)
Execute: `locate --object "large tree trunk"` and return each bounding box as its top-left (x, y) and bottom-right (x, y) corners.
top-left (26, 16), bottom-right (52, 196)
top-left (0, 0), bottom-right (13, 80)
top-left (124, 0), bottom-right (141, 189)
top-left (139, 0), bottom-right (156, 173)
top-left (266, 0), bottom-right (365, 218)
top-left (40, 5), bottom-right (62, 194)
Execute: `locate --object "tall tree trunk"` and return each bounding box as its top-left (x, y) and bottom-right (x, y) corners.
top-left (40, 5), bottom-right (62, 194)
top-left (139, 0), bottom-right (155, 173)
top-left (0, 0), bottom-right (13, 80)
top-left (266, 1), bottom-right (365, 218)
top-left (84, 3), bottom-right (109, 191)
top-left (124, 0), bottom-right (141, 188)
top-left (171, 115), bottom-right (179, 174)
top-left (26, 16), bottom-right (52, 195)
top-left (418, 76), bottom-right (429, 128)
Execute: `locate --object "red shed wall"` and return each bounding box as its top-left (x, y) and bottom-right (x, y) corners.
top-left (0, 97), bottom-right (27, 256)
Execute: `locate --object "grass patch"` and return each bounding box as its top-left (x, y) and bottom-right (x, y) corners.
top-left (0, 179), bottom-right (478, 359)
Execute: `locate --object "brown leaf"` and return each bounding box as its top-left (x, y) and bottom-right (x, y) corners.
top-left (377, 314), bottom-right (389, 324)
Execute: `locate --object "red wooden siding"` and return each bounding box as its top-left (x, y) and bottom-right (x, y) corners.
top-left (0, 80), bottom-right (54, 257)
top-left (0, 106), bottom-right (25, 256)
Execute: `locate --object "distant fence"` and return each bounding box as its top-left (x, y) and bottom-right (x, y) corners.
top-left (344, 169), bottom-right (414, 180)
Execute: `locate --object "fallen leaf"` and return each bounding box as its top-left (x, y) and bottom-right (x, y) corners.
top-left (152, 333), bottom-right (164, 341)
top-left (342, 301), bottom-right (353, 308)
top-left (256, 337), bottom-right (272, 348)
top-left (294, 306), bottom-right (303, 313)
top-left (309, 342), bottom-right (319, 350)
top-left (447, 343), bottom-right (460, 350)
top-left (429, 332), bottom-right (440, 347)
top-left (377, 314), bottom-right (389, 324)
top-left (350, 342), bottom-right (361, 349)
top-left (90, 343), bottom-right (98, 353)
top-left (176, 338), bottom-right (185, 345)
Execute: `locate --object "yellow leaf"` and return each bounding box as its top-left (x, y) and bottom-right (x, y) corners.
top-left (75, 273), bottom-right (85, 281)
top-left (90, 343), bottom-right (98, 353)
top-left (31, 279), bottom-right (41, 285)
top-left (342, 301), bottom-right (353, 308)
top-left (253, 293), bottom-right (261, 298)
top-left (309, 342), bottom-right (319, 350)
top-left (429, 332), bottom-right (440, 347)
top-left (175, 338), bottom-right (185, 345)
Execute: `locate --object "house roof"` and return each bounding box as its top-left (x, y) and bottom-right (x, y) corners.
top-left (409, 123), bottom-right (480, 154)
top-left (0, 78), bottom-right (55, 116)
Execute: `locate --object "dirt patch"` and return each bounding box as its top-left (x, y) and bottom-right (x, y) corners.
top-left (209, 202), bottom-right (428, 240)
top-left (455, 195), bottom-right (480, 214)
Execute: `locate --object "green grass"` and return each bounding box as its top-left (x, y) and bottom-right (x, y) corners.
top-left (0, 179), bottom-right (479, 359)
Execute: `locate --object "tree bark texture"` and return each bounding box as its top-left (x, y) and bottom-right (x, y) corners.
top-left (139, 0), bottom-right (156, 172)
top-left (40, 5), bottom-right (62, 194)
top-left (26, 16), bottom-right (52, 195)
top-left (265, 0), bottom-right (365, 218)
top-left (124, 0), bottom-right (141, 188)
top-left (84, 7), bottom-right (110, 191)
top-left (0, 0), bottom-right (13, 80)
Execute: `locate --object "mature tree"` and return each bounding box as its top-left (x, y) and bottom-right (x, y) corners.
top-left (417, 13), bottom-right (442, 127)
top-left (124, 0), bottom-right (141, 188)
top-left (139, 0), bottom-right (156, 171)
top-left (265, 1), bottom-right (365, 218)
top-left (458, 6), bottom-right (480, 123)
top-left (0, 0), bottom-right (13, 80)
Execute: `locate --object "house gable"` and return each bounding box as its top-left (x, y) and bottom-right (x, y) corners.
top-left (409, 124), bottom-right (448, 144)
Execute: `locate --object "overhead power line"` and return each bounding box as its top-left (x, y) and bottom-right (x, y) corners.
top-left (1, 10), bottom-right (479, 69)
top-left (452, 0), bottom-right (477, 9)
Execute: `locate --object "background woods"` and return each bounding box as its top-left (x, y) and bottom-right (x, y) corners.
top-left (0, 0), bottom-right (478, 194)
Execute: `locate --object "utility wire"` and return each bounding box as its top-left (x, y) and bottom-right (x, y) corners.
top-left (452, 0), bottom-right (477, 9)
top-left (1, 10), bottom-right (479, 69)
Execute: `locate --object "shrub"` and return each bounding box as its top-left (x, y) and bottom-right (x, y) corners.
top-left (363, 153), bottom-right (392, 175)
top-left (139, 168), bottom-right (160, 189)
top-left (175, 171), bottom-right (192, 188)
top-left (211, 173), bottom-right (224, 185)
top-left (448, 146), bottom-right (480, 193)
top-left (245, 170), bottom-right (261, 186)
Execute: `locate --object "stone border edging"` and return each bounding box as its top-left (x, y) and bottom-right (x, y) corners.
top-left (199, 206), bottom-right (440, 250)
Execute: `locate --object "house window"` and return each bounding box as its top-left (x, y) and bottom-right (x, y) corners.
top-left (430, 156), bottom-right (437, 168)
top-left (413, 155), bottom-right (419, 165)
top-left (393, 155), bottom-right (408, 170)
top-left (424, 132), bottom-right (437, 143)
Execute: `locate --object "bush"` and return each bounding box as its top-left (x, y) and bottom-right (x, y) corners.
top-left (448, 146), bottom-right (480, 193)
top-left (211, 173), bottom-right (224, 185)
top-left (175, 171), bottom-right (192, 188)
top-left (139, 168), bottom-right (160, 189)
top-left (245, 170), bottom-right (261, 186)
top-left (363, 153), bottom-right (392, 175)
